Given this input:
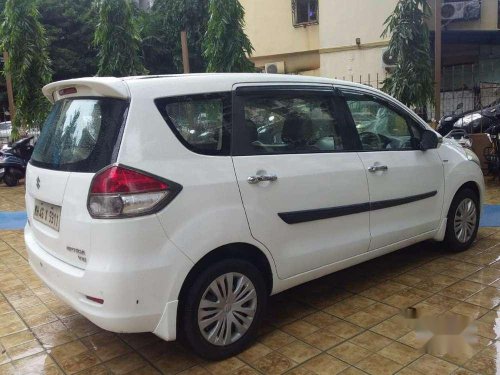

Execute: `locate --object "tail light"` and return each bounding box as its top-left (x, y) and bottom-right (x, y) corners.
top-left (88, 165), bottom-right (182, 219)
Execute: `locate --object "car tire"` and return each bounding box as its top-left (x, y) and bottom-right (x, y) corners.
top-left (444, 188), bottom-right (479, 252)
top-left (3, 171), bottom-right (18, 187)
top-left (179, 258), bottom-right (268, 360)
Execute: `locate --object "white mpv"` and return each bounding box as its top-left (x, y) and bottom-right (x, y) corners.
top-left (25, 74), bottom-right (484, 359)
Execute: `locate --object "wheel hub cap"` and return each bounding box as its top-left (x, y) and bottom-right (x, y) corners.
top-left (454, 198), bottom-right (477, 243)
top-left (198, 272), bottom-right (257, 346)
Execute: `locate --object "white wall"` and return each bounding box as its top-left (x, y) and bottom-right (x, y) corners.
top-left (318, 0), bottom-right (397, 80)
top-left (319, 0), bottom-right (397, 49)
top-left (320, 46), bottom-right (389, 84)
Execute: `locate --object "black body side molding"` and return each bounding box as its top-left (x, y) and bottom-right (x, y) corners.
top-left (278, 191), bottom-right (437, 224)
top-left (370, 191), bottom-right (437, 211)
top-left (278, 203), bottom-right (371, 225)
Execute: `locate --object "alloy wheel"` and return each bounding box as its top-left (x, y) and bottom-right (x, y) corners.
top-left (453, 197), bottom-right (477, 243)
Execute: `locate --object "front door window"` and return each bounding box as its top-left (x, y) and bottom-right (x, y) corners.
top-left (345, 93), bottom-right (421, 151)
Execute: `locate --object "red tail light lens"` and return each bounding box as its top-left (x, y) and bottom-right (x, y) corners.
top-left (91, 166), bottom-right (169, 194)
top-left (88, 165), bottom-right (182, 219)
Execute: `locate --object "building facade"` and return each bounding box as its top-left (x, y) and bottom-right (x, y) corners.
top-left (241, 0), bottom-right (500, 79)
top-left (241, 0), bottom-right (500, 116)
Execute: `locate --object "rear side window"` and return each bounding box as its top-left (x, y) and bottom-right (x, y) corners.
top-left (31, 98), bottom-right (128, 172)
top-left (155, 93), bottom-right (231, 155)
top-left (233, 90), bottom-right (346, 155)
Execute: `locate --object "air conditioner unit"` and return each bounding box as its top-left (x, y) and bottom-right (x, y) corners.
top-left (442, 0), bottom-right (481, 21)
top-left (441, 1), bottom-right (467, 20)
top-left (382, 48), bottom-right (397, 72)
top-left (265, 61), bottom-right (285, 74)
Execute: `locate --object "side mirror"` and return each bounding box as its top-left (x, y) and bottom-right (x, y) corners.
top-left (420, 130), bottom-right (439, 151)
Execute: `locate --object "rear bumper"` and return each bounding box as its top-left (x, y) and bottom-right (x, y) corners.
top-left (24, 223), bottom-right (192, 339)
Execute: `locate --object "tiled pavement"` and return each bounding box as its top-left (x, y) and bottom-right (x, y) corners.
top-left (0, 182), bottom-right (499, 375)
top-left (0, 186), bottom-right (24, 212)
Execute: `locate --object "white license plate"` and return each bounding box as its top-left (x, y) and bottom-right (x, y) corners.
top-left (0, 168), bottom-right (4, 174)
top-left (34, 200), bottom-right (61, 231)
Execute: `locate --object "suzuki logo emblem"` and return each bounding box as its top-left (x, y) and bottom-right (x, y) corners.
top-left (36, 177), bottom-right (40, 189)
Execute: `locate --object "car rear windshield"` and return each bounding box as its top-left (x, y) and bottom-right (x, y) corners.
top-left (31, 98), bottom-right (128, 172)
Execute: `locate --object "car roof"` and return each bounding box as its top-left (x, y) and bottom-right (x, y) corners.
top-left (126, 73), bottom-right (392, 104)
top-left (43, 73), bottom-right (377, 103)
top-left (123, 72), bottom-right (367, 90)
top-left (124, 72), bottom-right (337, 82)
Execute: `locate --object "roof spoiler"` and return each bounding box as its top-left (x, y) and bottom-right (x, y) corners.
top-left (42, 77), bottom-right (130, 103)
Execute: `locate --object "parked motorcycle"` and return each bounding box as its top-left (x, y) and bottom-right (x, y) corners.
top-left (437, 99), bottom-right (500, 135)
top-left (0, 136), bottom-right (34, 186)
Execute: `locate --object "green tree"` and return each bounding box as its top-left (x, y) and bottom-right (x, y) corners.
top-left (381, 0), bottom-right (433, 109)
top-left (94, 0), bottom-right (146, 76)
top-left (39, 0), bottom-right (97, 81)
top-left (0, 0), bottom-right (8, 120)
top-left (143, 0), bottom-right (208, 74)
top-left (1, 0), bottom-right (52, 136)
top-left (203, 0), bottom-right (254, 73)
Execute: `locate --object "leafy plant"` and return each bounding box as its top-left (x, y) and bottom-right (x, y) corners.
top-left (143, 0), bottom-right (209, 74)
top-left (39, 0), bottom-right (97, 81)
top-left (381, 0), bottom-right (433, 109)
top-left (0, 0), bottom-right (52, 136)
top-left (203, 0), bottom-right (254, 73)
top-left (94, 0), bottom-right (146, 76)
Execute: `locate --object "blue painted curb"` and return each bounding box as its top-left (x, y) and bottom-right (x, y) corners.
top-left (0, 211), bottom-right (27, 230)
top-left (480, 204), bottom-right (500, 227)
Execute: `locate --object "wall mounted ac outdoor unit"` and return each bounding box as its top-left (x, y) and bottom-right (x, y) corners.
top-left (441, 0), bottom-right (481, 22)
top-left (265, 62), bottom-right (286, 74)
top-left (382, 48), bottom-right (397, 72)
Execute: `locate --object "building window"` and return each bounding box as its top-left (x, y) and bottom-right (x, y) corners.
top-left (292, 0), bottom-right (318, 27)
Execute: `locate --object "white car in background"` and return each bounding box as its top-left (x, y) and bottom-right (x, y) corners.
top-left (24, 74), bottom-right (484, 359)
top-left (0, 121), bottom-right (11, 146)
top-left (0, 121), bottom-right (40, 147)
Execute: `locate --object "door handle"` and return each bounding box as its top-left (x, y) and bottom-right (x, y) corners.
top-left (247, 174), bottom-right (278, 184)
top-left (368, 165), bottom-right (388, 173)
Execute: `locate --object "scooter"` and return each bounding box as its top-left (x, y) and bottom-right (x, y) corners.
top-left (0, 136), bottom-right (34, 187)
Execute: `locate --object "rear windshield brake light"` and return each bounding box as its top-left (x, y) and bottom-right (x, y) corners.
top-left (58, 87), bottom-right (77, 96)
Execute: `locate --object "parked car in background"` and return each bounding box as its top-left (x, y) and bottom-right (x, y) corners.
top-left (0, 121), bottom-right (41, 148)
top-left (25, 74), bottom-right (484, 359)
top-left (0, 121), bottom-right (12, 146)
